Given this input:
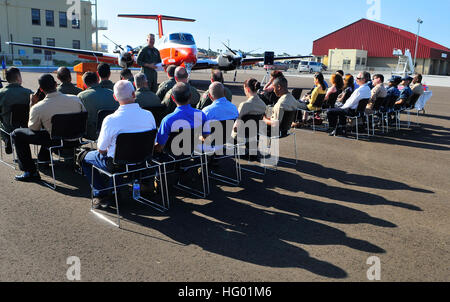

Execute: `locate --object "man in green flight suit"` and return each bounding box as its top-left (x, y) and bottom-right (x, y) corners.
top-left (156, 65), bottom-right (177, 101)
top-left (137, 34), bottom-right (162, 93)
top-left (0, 67), bottom-right (33, 154)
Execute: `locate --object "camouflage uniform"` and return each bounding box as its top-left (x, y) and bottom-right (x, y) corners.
top-left (161, 84), bottom-right (200, 114)
top-left (57, 82), bottom-right (82, 96)
top-left (196, 86), bottom-right (233, 110)
top-left (156, 78), bottom-right (176, 101)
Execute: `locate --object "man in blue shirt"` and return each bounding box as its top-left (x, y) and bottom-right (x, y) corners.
top-left (155, 83), bottom-right (210, 154)
top-left (395, 76), bottom-right (413, 109)
top-left (202, 82), bottom-right (238, 122)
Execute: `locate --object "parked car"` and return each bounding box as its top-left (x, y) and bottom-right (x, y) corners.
top-left (265, 62), bottom-right (289, 71)
top-left (298, 61), bottom-right (323, 73)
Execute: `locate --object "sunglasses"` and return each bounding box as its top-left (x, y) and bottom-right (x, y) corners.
top-left (356, 77), bottom-right (363, 80)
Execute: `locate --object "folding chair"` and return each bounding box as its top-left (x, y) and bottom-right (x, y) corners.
top-left (403, 93), bottom-right (421, 128)
top-left (144, 105), bottom-right (166, 127)
top-left (0, 104), bottom-right (29, 169)
top-left (365, 97), bottom-right (385, 136)
top-left (292, 88), bottom-right (303, 101)
top-left (297, 94), bottom-right (326, 131)
top-left (322, 90), bottom-right (342, 110)
top-left (260, 110), bottom-right (298, 169)
top-left (42, 111), bottom-right (88, 189)
top-left (90, 129), bottom-right (166, 228)
top-left (154, 127), bottom-right (210, 203)
top-left (379, 94), bottom-right (398, 133)
top-left (346, 98), bottom-right (370, 140)
top-left (205, 119), bottom-right (241, 186)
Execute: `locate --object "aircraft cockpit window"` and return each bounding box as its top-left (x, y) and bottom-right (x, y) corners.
top-left (183, 34), bottom-right (195, 43)
top-left (169, 33), bottom-right (181, 41)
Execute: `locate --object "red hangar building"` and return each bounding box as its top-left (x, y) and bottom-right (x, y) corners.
top-left (313, 18), bottom-right (449, 75)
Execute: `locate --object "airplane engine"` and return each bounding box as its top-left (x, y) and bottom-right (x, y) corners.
top-left (217, 54), bottom-right (242, 71)
top-left (119, 52), bottom-right (135, 69)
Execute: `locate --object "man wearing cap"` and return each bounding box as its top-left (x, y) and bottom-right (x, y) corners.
top-left (77, 72), bottom-right (119, 141)
top-left (0, 67), bottom-right (33, 154)
top-left (137, 34), bottom-right (162, 93)
top-left (395, 76), bottom-right (412, 109)
top-left (156, 65), bottom-right (177, 101)
top-left (56, 67), bottom-right (82, 96)
top-left (82, 80), bottom-right (156, 208)
top-left (12, 74), bottom-right (85, 182)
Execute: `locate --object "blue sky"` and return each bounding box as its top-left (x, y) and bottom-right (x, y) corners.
top-left (94, 0), bottom-right (450, 55)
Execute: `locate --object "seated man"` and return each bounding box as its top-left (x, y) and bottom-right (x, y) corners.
top-left (120, 68), bottom-right (135, 88)
top-left (134, 73), bottom-right (161, 108)
top-left (82, 80), bottom-right (156, 208)
top-left (12, 74), bottom-right (85, 181)
top-left (262, 76), bottom-right (299, 136)
top-left (367, 74), bottom-right (387, 110)
top-left (327, 71), bottom-right (371, 136)
top-left (156, 64), bottom-right (177, 101)
top-left (196, 70), bottom-right (233, 110)
top-left (0, 67), bottom-right (33, 154)
top-left (412, 74), bottom-right (424, 96)
top-left (98, 63), bottom-right (114, 90)
top-left (161, 67), bottom-right (200, 114)
top-left (202, 82), bottom-right (238, 122)
top-left (155, 82), bottom-right (210, 154)
top-left (395, 76), bottom-right (413, 109)
top-left (56, 67), bottom-right (83, 96)
top-left (77, 72), bottom-right (119, 140)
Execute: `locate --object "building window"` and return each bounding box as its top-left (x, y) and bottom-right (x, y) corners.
top-left (73, 40), bottom-right (81, 49)
top-left (356, 57), bottom-right (361, 65)
top-left (46, 38), bottom-right (55, 54)
top-left (361, 58), bottom-right (366, 65)
top-left (46, 10), bottom-right (54, 26)
top-left (32, 9), bottom-right (41, 25)
top-left (32, 37), bottom-right (42, 54)
top-left (72, 12), bottom-right (80, 29)
top-left (59, 12), bottom-right (67, 28)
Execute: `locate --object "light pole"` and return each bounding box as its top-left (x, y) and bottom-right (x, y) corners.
top-left (413, 18), bottom-right (423, 71)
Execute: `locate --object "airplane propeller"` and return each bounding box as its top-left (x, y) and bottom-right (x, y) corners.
top-left (103, 34), bottom-right (138, 68)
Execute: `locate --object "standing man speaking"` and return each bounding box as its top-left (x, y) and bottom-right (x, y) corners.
top-left (137, 34), bottom-right (162, 93)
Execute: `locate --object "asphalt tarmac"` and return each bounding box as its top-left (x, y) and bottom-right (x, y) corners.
top-left (0, 70), bottom-right (448, 281)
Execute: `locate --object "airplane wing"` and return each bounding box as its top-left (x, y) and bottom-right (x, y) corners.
top-left (241, 55), bottom-right (313, 66)
top-left (192, 58), bottom-right (219, 70)
top-left (6, 42), bottom-right (120, 65)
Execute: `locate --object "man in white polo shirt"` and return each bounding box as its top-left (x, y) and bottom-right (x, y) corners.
top-left (82, 80), bottom-right (156, 208)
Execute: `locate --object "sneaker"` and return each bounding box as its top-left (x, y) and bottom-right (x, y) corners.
top-left (92, 197), bottom-right (110, 209)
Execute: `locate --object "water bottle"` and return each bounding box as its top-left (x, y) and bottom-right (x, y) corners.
top-left (132, 180), bottom-right (141, 200)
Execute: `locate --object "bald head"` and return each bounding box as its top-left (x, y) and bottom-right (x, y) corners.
top-left (174, 67), bottom-right (189, 83)
top-left (113, 80), bottom-right (136, 104)
top-left (209, 82), bottom-right (225, 101)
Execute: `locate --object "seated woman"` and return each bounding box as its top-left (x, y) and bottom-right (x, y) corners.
top-left (258, 70), bottom-right (284, 106)
top-left (335, 74), bottom-right (355, 107)
top-left (296, 72), bottom-right (327, 124)
top-left (232, 78), bottom-right (267, 145)
top-left (323, 73), bottom-right (344, 108)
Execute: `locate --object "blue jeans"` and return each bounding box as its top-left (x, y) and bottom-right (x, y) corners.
top-left (82, 151), bottom-right (112, 197)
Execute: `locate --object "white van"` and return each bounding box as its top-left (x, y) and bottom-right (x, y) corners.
top-left (298, 61), bottom-right (322, 73)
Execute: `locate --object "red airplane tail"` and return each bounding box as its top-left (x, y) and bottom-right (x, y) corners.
top-left (118, 14), bottom-right (196, 39)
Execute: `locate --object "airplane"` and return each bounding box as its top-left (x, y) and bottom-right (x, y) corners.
top-left (7, 14), bottom-right (311, 74)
